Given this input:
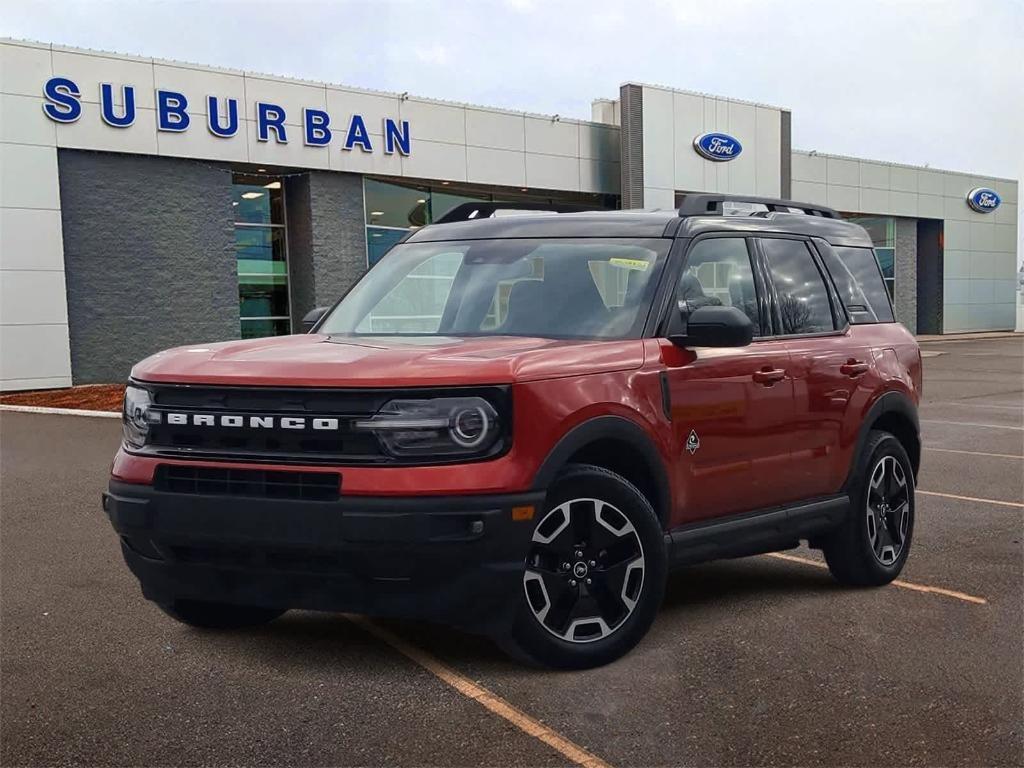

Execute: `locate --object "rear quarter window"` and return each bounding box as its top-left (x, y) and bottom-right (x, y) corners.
top-left (821, 246), bottom-right (895, 324)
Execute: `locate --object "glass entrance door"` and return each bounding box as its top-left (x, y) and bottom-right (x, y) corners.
top-left (232, 174), bottom-right (291, 338)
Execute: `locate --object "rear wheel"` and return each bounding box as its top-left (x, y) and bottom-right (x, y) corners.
top-left (823, 430), bottom-right (915, 586)
top-left (158, 600), bottom-right (286, 629)
top-left (505, 464), bottom-right (666, 669)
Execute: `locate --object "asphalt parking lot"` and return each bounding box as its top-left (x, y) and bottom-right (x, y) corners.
top-left (1, 336), bottom-right (1021, 767)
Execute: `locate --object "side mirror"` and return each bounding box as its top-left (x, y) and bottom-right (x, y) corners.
top-left (669, 304), bottom-right (753, 348)
top-left (301, 307), bottom-right (329, 333)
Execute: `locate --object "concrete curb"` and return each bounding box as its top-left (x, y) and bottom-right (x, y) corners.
top-left (0, 404), bottom-right (120, 419)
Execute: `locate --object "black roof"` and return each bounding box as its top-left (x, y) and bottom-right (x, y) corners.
top-left (407, 211), bottom-right (678, 242)
top-left (678, 212), bottom-right (874, 247)
top-left (407, 195), bottom-right (875, 248)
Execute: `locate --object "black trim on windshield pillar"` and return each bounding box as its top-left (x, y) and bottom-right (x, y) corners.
top-left (645, 237), bottom-right (689, 338)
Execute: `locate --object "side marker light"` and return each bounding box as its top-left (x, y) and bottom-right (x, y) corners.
top-left (512, 506), bottom-right (535, 522)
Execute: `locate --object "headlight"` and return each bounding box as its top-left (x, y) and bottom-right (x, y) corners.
top-left (354, 396), bottom-right (502, 458)
top-left (122, 383), bottom-right (157, 448)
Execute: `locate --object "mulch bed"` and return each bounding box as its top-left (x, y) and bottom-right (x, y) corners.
top-left (0, 383), bottom-right (124, 412)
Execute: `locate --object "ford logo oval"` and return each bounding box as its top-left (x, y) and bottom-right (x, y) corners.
top-left (693, 132), bottom-right (743, 162)
top-left (966, 187), bottom-right (1001, 213)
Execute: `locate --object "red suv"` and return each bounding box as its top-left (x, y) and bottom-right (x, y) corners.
top-left (104, 195), bottom-right (922, 669)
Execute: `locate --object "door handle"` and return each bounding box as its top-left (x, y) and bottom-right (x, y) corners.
top-left (752, 367), bottom-right (786, 386)
top-left (840, 360), bottom-right (870, 377)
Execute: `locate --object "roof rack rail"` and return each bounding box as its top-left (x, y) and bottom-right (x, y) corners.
top-left (435, 201), bottom-right (604, 224)
top-left (677, 194), bottom-right (840, 219)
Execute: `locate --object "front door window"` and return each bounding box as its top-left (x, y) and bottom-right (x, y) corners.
top-left (678, 237), bottom-right (764, 335)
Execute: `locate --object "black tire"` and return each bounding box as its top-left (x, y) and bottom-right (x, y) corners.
top-left (823, 430), bottom-right (915, 586)
top-left (158, 599), bottom-right (286, 629)
top-left (503, 463), bottom-right (667, 670)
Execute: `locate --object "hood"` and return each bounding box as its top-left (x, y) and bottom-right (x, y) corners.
top-left (131, 334), bottom-right (646, 387)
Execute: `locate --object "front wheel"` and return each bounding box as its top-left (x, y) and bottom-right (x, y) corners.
top-left (504, 464), bottom-right (667, 670)
top-left (823, 430), bottom-right (915, 586)
top-left (158, 599), bottom-right (286, 629)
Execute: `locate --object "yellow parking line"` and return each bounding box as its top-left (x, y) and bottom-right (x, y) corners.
top-left (347, 615), bottom-right (612, 768)
top-left (924, 401), bottom-right (1023, 412)
top-left (918, 490), bottom-right (1024, 509)
top-left (925, 447), bottom-right (1022, 460)
top-left (765, 552), bottom-right (988, 605)
top-left (922, 419), bottom-right (1023, 432)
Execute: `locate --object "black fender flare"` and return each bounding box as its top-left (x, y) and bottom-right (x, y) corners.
top-left (844, 390), bottom-right (921, 489)
top-left (531, 415), bottom-right (672, 526)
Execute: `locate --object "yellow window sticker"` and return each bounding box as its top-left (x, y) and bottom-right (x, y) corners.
top-left (608, 257), bottom-right (651, 271)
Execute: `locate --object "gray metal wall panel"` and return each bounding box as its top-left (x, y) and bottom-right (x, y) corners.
top-left (286, 171), bottom-right (366, 326)
top-left (916, 219), bottom-right (943, 334)
top-left (284, 173), bottom-right (315, 329)
top-left (619, 85), bottom-right (644, 209)
top-left (894, 217), bottom-right (918, 333)
top-left (306, 171), bottom-right (367, 306)
top-left (780, 110), bottom-right (792, 199)
top-left (57, 150), bottom-right (238, 384)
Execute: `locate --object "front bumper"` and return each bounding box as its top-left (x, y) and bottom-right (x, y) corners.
top-left (103, 480), bottom-right (545, 634)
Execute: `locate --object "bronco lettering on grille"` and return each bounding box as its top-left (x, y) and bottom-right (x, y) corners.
top-left (162, 413), bottom-right (341, 430)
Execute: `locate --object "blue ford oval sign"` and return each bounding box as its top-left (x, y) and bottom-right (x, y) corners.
top-left (966, 187), bottom-right (1001, 213)
top-left (693, 132), bottom-right (742, 162)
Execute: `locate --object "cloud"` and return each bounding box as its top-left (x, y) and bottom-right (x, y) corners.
top-left (412, 44), bottom-right (451, 65)
top-left (502, 0), bottom-right (538, 12)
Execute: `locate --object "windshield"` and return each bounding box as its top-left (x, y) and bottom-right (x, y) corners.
top-left (319, 238), bottom-right (670, 339)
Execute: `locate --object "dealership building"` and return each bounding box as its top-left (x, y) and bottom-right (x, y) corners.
top-left (0, 38), bottom-right (1019, 391)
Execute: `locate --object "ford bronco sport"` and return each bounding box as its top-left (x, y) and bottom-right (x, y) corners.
top-left (104, 194), bottom-right (921, 669)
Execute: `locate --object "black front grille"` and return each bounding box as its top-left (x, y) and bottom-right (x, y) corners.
top-left (155, 465), bottom-right (340, 501)
top-left (145, 417), bottom-right (383, 463)
top-left (140, 382), bottom-right (392, 464)
top-left (133, 381), bottom-right (510, 465)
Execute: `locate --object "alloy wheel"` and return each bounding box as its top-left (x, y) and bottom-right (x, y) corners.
top-left (865, 455), bottom-right (910, 566)
top-left (522, 498), bottom-right (645, 643)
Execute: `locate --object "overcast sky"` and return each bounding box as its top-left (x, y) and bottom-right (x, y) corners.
top-left (3, 0), bottom-right (1021, 263)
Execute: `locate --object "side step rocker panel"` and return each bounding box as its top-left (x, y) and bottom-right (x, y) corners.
top-left (665, 495), bottom-right (849, 568)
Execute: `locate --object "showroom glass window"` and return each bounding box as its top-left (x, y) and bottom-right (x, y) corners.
top-left (363, 178), bottom-right (617, 267)
top-left (364, 179), bottom-right (490, 266)
top-left (844, 215), bottom-right (895, 299)
top-left (232, 174), bottom-right (290, 338)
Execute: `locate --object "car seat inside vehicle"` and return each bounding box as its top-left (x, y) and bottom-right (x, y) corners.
top-left (501, 257), bottom-right (610, 337)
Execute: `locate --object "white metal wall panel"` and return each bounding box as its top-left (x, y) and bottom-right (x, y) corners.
top-left (639, 86), bottom-right (674, 194)
top-left (525, 152), bottom-right (579, 192)
top-left (752, 106), bottom-right (782, 197)
top-left (0, 40), bottom-right (72, 390)
top-left (792, 149), bottom-right (1019, 333)
top-left (5, 38), bottom-right (619, 195)
top-left (466, 109), bottom-right (525, 152)
top-left (630, 83), bottom-right (785, 203)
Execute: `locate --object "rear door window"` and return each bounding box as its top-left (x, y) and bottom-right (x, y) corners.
top-left (819, 246), bottom-right (895, 324)
top-left (758, 238), bottom-right (837, 335)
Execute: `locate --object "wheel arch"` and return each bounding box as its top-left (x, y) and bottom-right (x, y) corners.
top-left (847, 390), bottom-right (921, 488)
top-left (531, 416), bottom-right (672, 529)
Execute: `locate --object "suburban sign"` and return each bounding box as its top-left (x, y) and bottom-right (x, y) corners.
top-left (966, 187), bottom-right (1001, 213)
top-left (41, 76), bottom-right (412, 155)
top-left (693, 132), bottom-right (743, 162)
